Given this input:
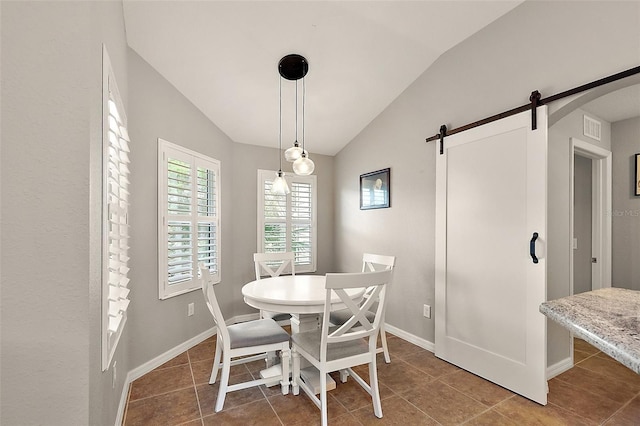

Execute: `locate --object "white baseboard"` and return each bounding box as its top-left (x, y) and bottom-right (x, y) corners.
top-left (116, 326), bottom-right (216, 425)
top-left (115, 376), bottom-right (130, 426)
top-left (116, 313), bottom-right (261, 426)
top-left (547, 356), bottom-right (573, 379)
top-left (116, 317), bottom-right (438, 425)
top-left (384, 323), bottom-right (435, 353)
top-left (115, 316), bottom-right (570, 424)
top-left (234, 312), bottom-right (261, 323)
top-left (127, 327), bottom-right (217, 384)
top-left (384, 323), bottom-right (571, 383)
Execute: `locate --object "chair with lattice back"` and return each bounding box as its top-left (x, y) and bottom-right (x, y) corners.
top-left (200, 264), bottom-right (290, 412)
top-left (291, 269), bottom-right (393, 426)
top-left (253, 251), bottom-right (295, 322)
top-left (329, 253), bottom-right (396, 363)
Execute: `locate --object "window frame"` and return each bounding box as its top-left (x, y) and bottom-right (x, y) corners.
top-left (102, 46), bottom-right (131, 371)
top-left (257, 169), bottom-right (317, 273)
top-left (158, 139), bottom-right (221, 299)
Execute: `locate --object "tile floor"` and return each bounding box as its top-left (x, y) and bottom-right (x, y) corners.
top-left (123, 333), bottom-right (640, 425)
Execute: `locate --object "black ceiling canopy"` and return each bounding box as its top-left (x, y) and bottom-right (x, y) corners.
top-left (278, 54), bottom-right (309, 81)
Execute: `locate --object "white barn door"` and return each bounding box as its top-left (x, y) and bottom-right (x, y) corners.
top-left (435, 107), bottom-right (548, 405)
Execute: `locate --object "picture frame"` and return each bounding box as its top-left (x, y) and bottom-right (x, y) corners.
top-left (635, 154), bottom-right (640, 196)
top-left (360, 168), bottom-right (390, 210)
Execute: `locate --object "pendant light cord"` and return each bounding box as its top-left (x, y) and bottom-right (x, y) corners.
top-left (295, 80), bottom-right (298, 143)
top-left (302, 76), bottom-right (305, 155)
top-left (279, 77), bottom-right (283, 172)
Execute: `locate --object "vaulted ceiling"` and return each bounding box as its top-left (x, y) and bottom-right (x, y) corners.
top-left (581, 84), bottom-right (640, 124)
top-left (123, 1), bottom-right (524, 156)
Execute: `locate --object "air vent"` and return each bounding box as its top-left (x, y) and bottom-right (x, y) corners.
top-left (583, 115), bottom-right (602, 141)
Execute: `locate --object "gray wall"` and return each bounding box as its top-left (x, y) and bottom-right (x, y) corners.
top-left (333, 0), bottom-right (640, 369)
top-left (546, 107), bottom-right (611, 365)
top-left (1, 1), bottom-right (129, 425)
top-left (127, 50), bottom-right (236, 369)
top-left (230, 143), bottom-right (335, 317)
top-left (2, 1), bottom-right (639, 423)
top-left (612, 116), bottom-right (640, 289)
top-left (126, 50), bottom-right (337, 368)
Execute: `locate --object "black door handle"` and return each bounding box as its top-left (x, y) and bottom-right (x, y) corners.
top-left (530, 232), bottom-right (539, 264)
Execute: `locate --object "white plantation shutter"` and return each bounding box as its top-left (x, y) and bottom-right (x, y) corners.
top-left (258, 170), bottom-right (316, 273)
top-left (159, 139), bottom-right (220, 299)
top-left (102, 47), bottom-right (130, 370)
top-left (263, 180), bottom-right (287, 252)
top-left (291, 182), bottom-right (313, 267)
top-left (196, 166), bottom-right (219, 274)
top-left (167, 158), bottom-right (193, 285)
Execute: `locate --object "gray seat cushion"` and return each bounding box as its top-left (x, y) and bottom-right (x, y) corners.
top-left (329, 308), bottom-right (375, 326)
top-left (227, 319), bottom-right (290, 349)
top-left (292, 328), bottom-right (369, 362)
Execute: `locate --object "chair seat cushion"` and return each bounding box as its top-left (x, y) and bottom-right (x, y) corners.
top-left (329, 308), bottom-right (375, 326)
top-left (292, 328), bottom-right (369, 362)
top-left (227, 319), bottom-right (290, 349)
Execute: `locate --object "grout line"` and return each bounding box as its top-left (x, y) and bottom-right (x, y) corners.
top-left (394, 388), bottom-right (443, 425)
top-left (252, 363), bottom-right (287, 424)
top-left (600, 387), bottom-right (640, 424)
top-left (124, 338), bottom-right (638, 425)
top-left (535, 346), bottom-right (639, 426)
top-left (127, 384), bottom-right (198, 404)
top-left (460, 405), bottom-right (503, 425)
top-left (187, 350), bottom-right (205, 425)
top-left (262, 391), bottom-right (286, 425)
top-left (476, 394), bottom-right (518, 423)
top-left (548, 400), bottom-right (599, 425)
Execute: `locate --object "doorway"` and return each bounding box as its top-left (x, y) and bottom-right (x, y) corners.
top-left (569, 137), bottom-right (612, 297)
top-left (572, 153), bottom-right (593, 294)
top-left (568, 138), bottom-right (612, 368)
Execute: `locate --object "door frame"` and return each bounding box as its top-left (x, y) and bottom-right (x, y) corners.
top-left (569, 137), bottom-right (612, 297)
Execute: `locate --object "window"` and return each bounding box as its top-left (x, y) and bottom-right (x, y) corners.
top-left (102, 47), bottom-right (131, 370)
top-left (257, 170), bottom-right (317, 273)
top-left (158, 139), bottom-right (221, 299)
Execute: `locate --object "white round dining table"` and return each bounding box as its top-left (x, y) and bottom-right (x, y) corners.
top-left (242, 274), bottom-right (365, 392)
top-left (242, 274), bottom-right (364, 315)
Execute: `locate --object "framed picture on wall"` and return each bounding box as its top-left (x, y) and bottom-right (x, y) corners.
top-left (360, 168), bottom-right (390, 210)
top-left (635, 154), bottom-right (640, 196)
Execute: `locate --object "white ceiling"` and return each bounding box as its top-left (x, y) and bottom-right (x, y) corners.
top-left (123, 1), bottom-right (523, 156)
top-left (581, 84), bottom-right (640, 124)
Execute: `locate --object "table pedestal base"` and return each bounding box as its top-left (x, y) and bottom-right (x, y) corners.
top-left (260, 313), bottom-right (336, 392)
top-left (259, 364), bottom-right (284, 387)
top-left (259, 365), bottom-right (336, 394)
top-left (299, 367), bottom-right (336, 394)
top-left (291, 313), bottom-right (336, 392)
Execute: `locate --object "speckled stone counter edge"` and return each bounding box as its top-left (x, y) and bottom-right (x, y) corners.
top-left (539, 288), bottom-right (640, 375)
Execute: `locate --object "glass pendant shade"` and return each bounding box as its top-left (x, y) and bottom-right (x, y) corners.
top-left (284, 141), bottom-right (303, 162)
top-left (293, 152), bottom-right (315, 176)
top-left (271, 170), bottom-right (290, 195)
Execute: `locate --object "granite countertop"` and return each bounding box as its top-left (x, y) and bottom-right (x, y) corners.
top-left (539, 287), bottom-right (640, 374)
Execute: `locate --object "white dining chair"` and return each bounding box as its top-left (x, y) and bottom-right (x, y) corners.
top-left (329, 253), bottom-right (396, 363)
top-left (200, 264), bottom-right (291, 412)
top-left (291, 269), bottom-right (393, 426)
top-left (253, 251), bottom-right (295, 323)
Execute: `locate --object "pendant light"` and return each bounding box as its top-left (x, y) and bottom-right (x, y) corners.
top-left (278, 54), bottom-right (314, 176)
top-left (292, 76), bottom-right (315, 176)
top-left (284, 80), bottom-right (302, 162)
top-left (271, 77), bottom-right (290, 195)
